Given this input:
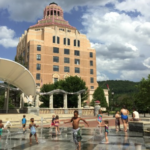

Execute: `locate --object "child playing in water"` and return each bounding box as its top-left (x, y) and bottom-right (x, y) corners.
top-left (54, 115), bottom-right (60, 134)
top-left (29, 118), bottom-right (39, 145)
top-left (51, 115), bottom-right (55, 127)
top-left (99, 120), bottom-right (109, 144)
top-left (0, 120), bottom-right (4, 140)
top-left (22, 115), bottom-right (27, 134)
top-left (64, 110), bottom-right (89, 150)
top-left (97, 109), bottom-right (103, 133)
top-left (115, 111), bottom-right (121, 131)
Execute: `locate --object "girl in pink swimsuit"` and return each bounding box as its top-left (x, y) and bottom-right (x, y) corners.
top-left (54, 115), bottom-right (60, 135)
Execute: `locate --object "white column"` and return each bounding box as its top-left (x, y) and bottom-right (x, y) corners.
top-left (49, 94), bottom-right (53, 108)
top-left (78, 94), bottom-right (81, 108)
top-left (35, 95), bottom-right (39, 108)
top-left (63, 94), bottom-right (67, 109)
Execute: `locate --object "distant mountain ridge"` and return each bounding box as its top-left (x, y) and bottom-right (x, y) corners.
top-left (98, 80), bottom-right (139, 95)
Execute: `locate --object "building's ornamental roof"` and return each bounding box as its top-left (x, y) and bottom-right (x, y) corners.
top-left (49, 2), bottom-right (58, 5)
top-left (40, 89), bottom-right (86, 95)
top-left (0, 58), bottom-right (36, 96)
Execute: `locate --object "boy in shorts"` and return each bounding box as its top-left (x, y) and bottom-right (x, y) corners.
top-left (29, 118), bottom-right (39, 145)
top-left (0, 120), bottom-right (4, 140)
top-left (22, 115), bottom-right (27, 134)
top-left (64, 110), bottom-right (89, 150)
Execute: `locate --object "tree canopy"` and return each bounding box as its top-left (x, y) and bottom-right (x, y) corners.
top-left (40, 76), bottom-right (88, 108)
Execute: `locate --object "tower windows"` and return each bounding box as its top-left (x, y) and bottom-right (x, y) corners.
top-left (64, 66), bottom-right (70, 72)
top-left (90, 52), bottom-right (93, 58)
top-left (78, 40), bottom-right (80, 47)
top-left (64, 57), bottom-right (70, 63)
top-left (68, 39), bottom-right (70, 45)
top-left (90, 77), bottom-right (94, 83)
top-left (74, 50), bottom-right (80, 56)
top-left (53, 47), bottom-right (59, 53)
top-left (36, 73), bottom-right (40, 80)
top-left (54, 10), bottom-right (56, 15)
top-left (74, 40), bottom-right (80, 47)
top-left (57, 37), bottom-right (60, 44)
top-left (53, 56), bottom-right (59, 62)
top-left (37, 54), bottom-right (41, 60)
top-left (53, 36), bottom-right (55, 43)
top-left (37, 45), bottom-right (41, 51)
top-left (64, 49), bottom-right (70, 55)
top-left (37, 64), bottom-right (41, 70)
top-left (74, 40), bottom-right (76, 46)
top-left (53, 65), bottom-right (59, 71)
top-left (90, 69), bottom-right (93, 74)
top-left (64, 38), bottom-right (66, 45)
top-left (75, 59), bottom-right (80, 65)
top-left (90, 61), bottom-right (93, 66)
top-left (75, 67), bottom-right (80, 73)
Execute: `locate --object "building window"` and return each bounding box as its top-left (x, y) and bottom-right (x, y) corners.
top-left (36, 74), bottom-right (40, 80)
top-left (36, 83), bottom-right (40, 87)
top-left (37, 54), bottom-right (41, 60)
top-left (75, 67), bottom-right (80, 73)
top-left (75, 59), bottom-right (80, 65)
top-left (51, 10), bottom-right (53, 15)
top-left (37, 45), bottom-right (41, 51)
top-left (58, 11), bottom-right (60, 16)
top-left (78, 40), bottom-right (80, 47)
top-left (64, 38), bottom-right (66, 45)
top-left (54, 78), bottom-right (58, 83)
top-left (47, 11), bottom-right (49, 16)
top-left (64, 49), bottom-right (70, 55)
top-left (64, 66), bottom-right (70, 72)
top-left (74, 40), bottom-right (76, 46)
top-left (90, 69), bottom-right (93, 74)
top-left (53, 47), bottom-right (59, 53)
top-left (53, 36), bottom-right (55, 43)
top-left (74, 50), bottom-right (80, 56)
top-left (53, 65), bottom-right (59, 71)
top-left (91, 86), bottom-right (94, 89)
top-left (68, 39), bottom-right (70, 45)
top-left (90, 52), bottom-right (93, 58)
top-left (64, 57), bottom-right (70, 63)
top-left (54, 10), bottom-right (56, 15)
top-left (53, 56), bottom-right (59, 62)
top-left (57, 37), bottom-right (60, 44)
top-left (90, 77), bottom-right (94, 83)
top-left (90, 61), bottom-right (93, 66)
top-left (37, 64), bottom-right (41, 70)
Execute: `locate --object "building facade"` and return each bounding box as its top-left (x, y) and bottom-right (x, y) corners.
top-left (16, 2), bottom-right (98, 101)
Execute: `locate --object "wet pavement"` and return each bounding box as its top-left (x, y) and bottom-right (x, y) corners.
top-left (0, 127), bottom-right (148, 150)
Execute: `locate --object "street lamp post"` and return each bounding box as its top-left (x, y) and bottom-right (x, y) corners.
top-left (111, 92), bottom-right (115, 118)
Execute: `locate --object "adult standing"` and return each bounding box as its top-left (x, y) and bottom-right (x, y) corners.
top-left (120, 105), bottom-right (128, 132)
top-left (132, 108), bottom-right (140, 121)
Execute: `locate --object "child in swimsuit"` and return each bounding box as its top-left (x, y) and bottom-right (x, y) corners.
top-left (54, 115), bottom-right (60, 135)
top-left (29, 118), bottom-right (39, 145)
top-left (0, 120), bottom-right (4, 140)
top-left (97, 109), bottom-right (103, 133)
top-left (51, 115), bottom-right (55, 127)
top-left (22, 115), bottom-right (27, 134)
top-left (100, 120), bottom-right (109, 144)
top-left (115, 111), bottom-right (121, 131)
top-left (64, 110), bottom-right (89, 150)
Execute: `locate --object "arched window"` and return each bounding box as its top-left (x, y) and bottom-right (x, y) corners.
top-left (47, 11), bottom-right (49, 16)
top-left (58, 11), bottom-right (60, 16)
top-left (51, 10), bottom-right (53, 15)
top-left (54, 10), bottom-right (56, 15)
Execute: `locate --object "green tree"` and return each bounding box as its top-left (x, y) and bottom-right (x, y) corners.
top-left (40, 76), bottom-right (88, 108)
top-left (135, 75), bottom-right (150, 116)
top-left (92, 86), bottom-right (107, 107)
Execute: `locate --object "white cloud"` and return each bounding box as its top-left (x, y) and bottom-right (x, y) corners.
top-left (0, 0), bottom-right (116, 22)
top-left (82, 6), bottom-right (150, 81)
top-left (0, 26), bottom-right (18, 48)
top-left (97, 71), bottom-right (109, 81)
top-left (143, 57), bottom-right (150, 68)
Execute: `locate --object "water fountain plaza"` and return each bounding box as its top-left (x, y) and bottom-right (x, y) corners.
top-left (0, 126), bottom-right (149, 150)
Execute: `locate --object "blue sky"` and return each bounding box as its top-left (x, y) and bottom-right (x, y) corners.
top-left (0, 0), bottom-right (150, 81)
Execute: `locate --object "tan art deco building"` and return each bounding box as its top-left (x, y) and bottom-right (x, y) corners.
top-left (16, 2), bottom-right (98, 101)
